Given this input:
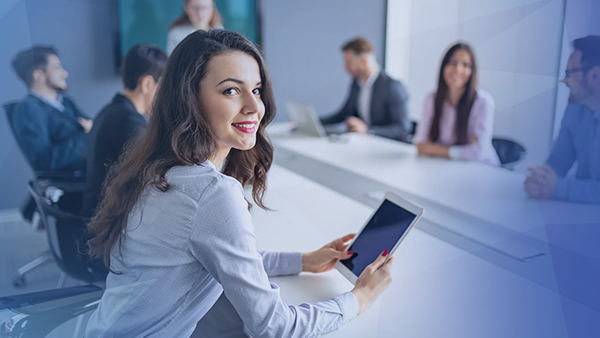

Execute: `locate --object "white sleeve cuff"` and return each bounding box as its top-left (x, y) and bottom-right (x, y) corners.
top-left (448, 146), bottom-right (461, 160)
top-left (333, 292), bottom-right (360, 323)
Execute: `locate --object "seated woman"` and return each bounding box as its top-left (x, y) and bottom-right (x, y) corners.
top-left (413, 43), bottom-right (500, 166)
top-left (84, 30), bottom-right (393, 338)
top-left (166, 0), bottom-right (223, 55)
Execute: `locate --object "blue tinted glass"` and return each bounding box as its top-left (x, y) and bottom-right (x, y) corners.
top-left (118, 0), bottom-right (259, 59)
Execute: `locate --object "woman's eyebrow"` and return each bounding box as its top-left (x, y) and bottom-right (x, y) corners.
top-left (216, 78), bottom-right (263, 87)
top-left (216, 78), bottom-right (243, 87)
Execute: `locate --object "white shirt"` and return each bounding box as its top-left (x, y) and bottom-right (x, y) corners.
top-left (167, 23), bottom-right (224, 55)
top-left (85, 161), bottom-right (358, 338)
top-left (166, 25), bottom-right (197, 55)
top-left (356, 66), bottom-right (380, 126)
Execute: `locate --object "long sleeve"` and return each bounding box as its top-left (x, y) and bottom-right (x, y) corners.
top-left (260, 251), bottom-right (303, 277)
top-left (413, 93), bottom-right (435, 144)
top-left (448, 92), bottom-right (496, 161)
top-left (369, 80), bottom-right (410, 142)
top-left (320, 82), bottom-right (358, 125)
top-left (546, 104), bottom-right (578, 176)
top-left (553, 177), bottom-right (600, 204)
top-left (12, 102), bottom-right (86, 171)
top-left (190, 177), bottom-right (359, 338)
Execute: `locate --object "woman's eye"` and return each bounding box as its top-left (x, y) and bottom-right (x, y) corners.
top-left (223, 88), bottom-right (238, 96)
top-left (252, 88), bottom-right (261, 95)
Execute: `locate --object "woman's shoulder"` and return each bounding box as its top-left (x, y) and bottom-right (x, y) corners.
top-left (165, 163), bottom-right (243, 202)
top-left (423, 91), bottom-right (436, 106)
top-left (474, 89), bottom-right (495, 107)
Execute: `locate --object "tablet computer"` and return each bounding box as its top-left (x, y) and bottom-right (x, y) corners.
top-left (334, 192), bottom-right (424, 284)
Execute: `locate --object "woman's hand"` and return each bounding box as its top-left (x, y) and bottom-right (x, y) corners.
top-left (302, 233), bottom-right (356, 273)
top-left (351, 251), bottom-right (394, 315)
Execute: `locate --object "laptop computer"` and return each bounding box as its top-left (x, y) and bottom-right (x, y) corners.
top-left (286, 102), bottom-right (337, 137)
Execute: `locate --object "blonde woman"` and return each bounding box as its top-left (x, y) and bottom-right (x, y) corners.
top-left (166, 0), bottom-right (223, 54)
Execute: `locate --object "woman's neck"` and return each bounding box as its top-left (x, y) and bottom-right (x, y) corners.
top-left (209, 145), bottom-right (230, 169)
top-left (191, 23), bottom-right (209, 31)
top-left (446, 87), bottom-right (466, 108)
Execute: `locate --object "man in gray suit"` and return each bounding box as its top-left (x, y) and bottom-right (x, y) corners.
top-left (321, 37), bottom-right (411, 142)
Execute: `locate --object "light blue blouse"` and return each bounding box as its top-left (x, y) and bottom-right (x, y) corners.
top-left (85, 161), bottom-right (358, 337)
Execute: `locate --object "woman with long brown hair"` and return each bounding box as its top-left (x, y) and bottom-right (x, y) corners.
top-left (166, 0), bottom-right (223, 54)
top-left (413, 43), bottom-right (500, 165)
top-left (84, 30), bottom-right (393, 337)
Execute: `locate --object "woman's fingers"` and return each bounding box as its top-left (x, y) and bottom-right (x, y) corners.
top-left (367, 250), bottom-right (389, 272)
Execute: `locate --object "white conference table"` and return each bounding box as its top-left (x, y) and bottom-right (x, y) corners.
top-left (270, 131), bottom-right (600, 270)
top-left (271, 132), bottom-right (600, 232)
top-left (251, 165), bottom-right (576, 338)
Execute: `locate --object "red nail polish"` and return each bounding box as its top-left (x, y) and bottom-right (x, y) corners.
top-left (382, 250), bottom-right (389, 257)
top-left (347, 250), bottom-right (354, 255)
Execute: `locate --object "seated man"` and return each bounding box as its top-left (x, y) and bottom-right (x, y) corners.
top-left (11, 45), bottom-right (92, 172)
top-left (525, 35), bottom-right (600, 204)
top-left (84, 44), bottom-right (167, 215)
top-left (320, 37), bottom-right (411, 142)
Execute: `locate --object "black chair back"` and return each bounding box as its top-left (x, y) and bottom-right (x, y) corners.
top-left (492, 138), bottom-right (527, 166)
top-left (4, 102), bottom-right (17, 129)
top-left (27, 180), bottom-right (108, 284)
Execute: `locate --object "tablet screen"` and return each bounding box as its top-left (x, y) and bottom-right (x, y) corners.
top-left (340, 199), bottom-right (417, 276)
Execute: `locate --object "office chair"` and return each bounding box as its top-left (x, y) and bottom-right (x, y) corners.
top-left (0, 285), bottom-right (103, 337)
top-left (4, 102), bottom-right (85, 287)
top-left (27, 180), bottom-right (108, 288)
top-left (492, 138), bottom-right (527, 170)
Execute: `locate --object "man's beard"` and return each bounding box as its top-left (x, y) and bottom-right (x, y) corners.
top-left (46, 78), bottom-right (67, 93)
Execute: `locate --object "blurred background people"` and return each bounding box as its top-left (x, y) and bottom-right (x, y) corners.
top-left (320, 37), bottom-right (411, 142)
top-left (10, 45), bottom-right (91, 173)
top-left (84, 44), bottom-right (168, 216)
top-left (413, 43), bottom-right (499, 166)
top-left (166, 0), bottom-right (223, 54)
top-left (525, 35), bottom-right (600, 203)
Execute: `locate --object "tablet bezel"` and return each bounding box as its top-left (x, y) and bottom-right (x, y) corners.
top-left (334, 191), bottom-right (424, 284)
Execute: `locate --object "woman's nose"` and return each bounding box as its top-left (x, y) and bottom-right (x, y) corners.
top-left (244, 94), bottom-right (261, 114)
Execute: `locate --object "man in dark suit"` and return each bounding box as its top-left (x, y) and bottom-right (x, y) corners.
top-left (84, 44), bottom-right (167, 215)
top-left (11, 46), bottom-right (92, 172)
top-left (321, 37), bottom-right (411, 142)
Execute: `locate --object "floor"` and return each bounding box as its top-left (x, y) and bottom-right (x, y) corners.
top-left (0, 210), bottom-right (246, 338)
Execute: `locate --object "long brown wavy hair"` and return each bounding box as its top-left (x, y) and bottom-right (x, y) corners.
top-left (87, 30), bottom-right (275, 269)
top-left (429, 43), bottom-right (478, 145)
top-left (170, 0), bottom-right (222, 29)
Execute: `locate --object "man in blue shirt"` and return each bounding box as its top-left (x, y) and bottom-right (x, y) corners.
top-left (525, 36), bottom-right (600, 203)
top-left (10, 45), bottom-right (92, 172)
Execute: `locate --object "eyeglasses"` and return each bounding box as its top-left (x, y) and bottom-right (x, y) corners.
top-left (564, 67), bottom-right (592, 78)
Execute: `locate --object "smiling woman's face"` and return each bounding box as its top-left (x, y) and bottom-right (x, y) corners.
top-left (443, 48), bottom-right (473, 90)
top-left (199, 51), bottom-right (264, 156)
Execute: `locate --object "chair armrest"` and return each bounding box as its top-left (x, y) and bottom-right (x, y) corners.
top-left (0, 286), bottom-right (103, 337)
